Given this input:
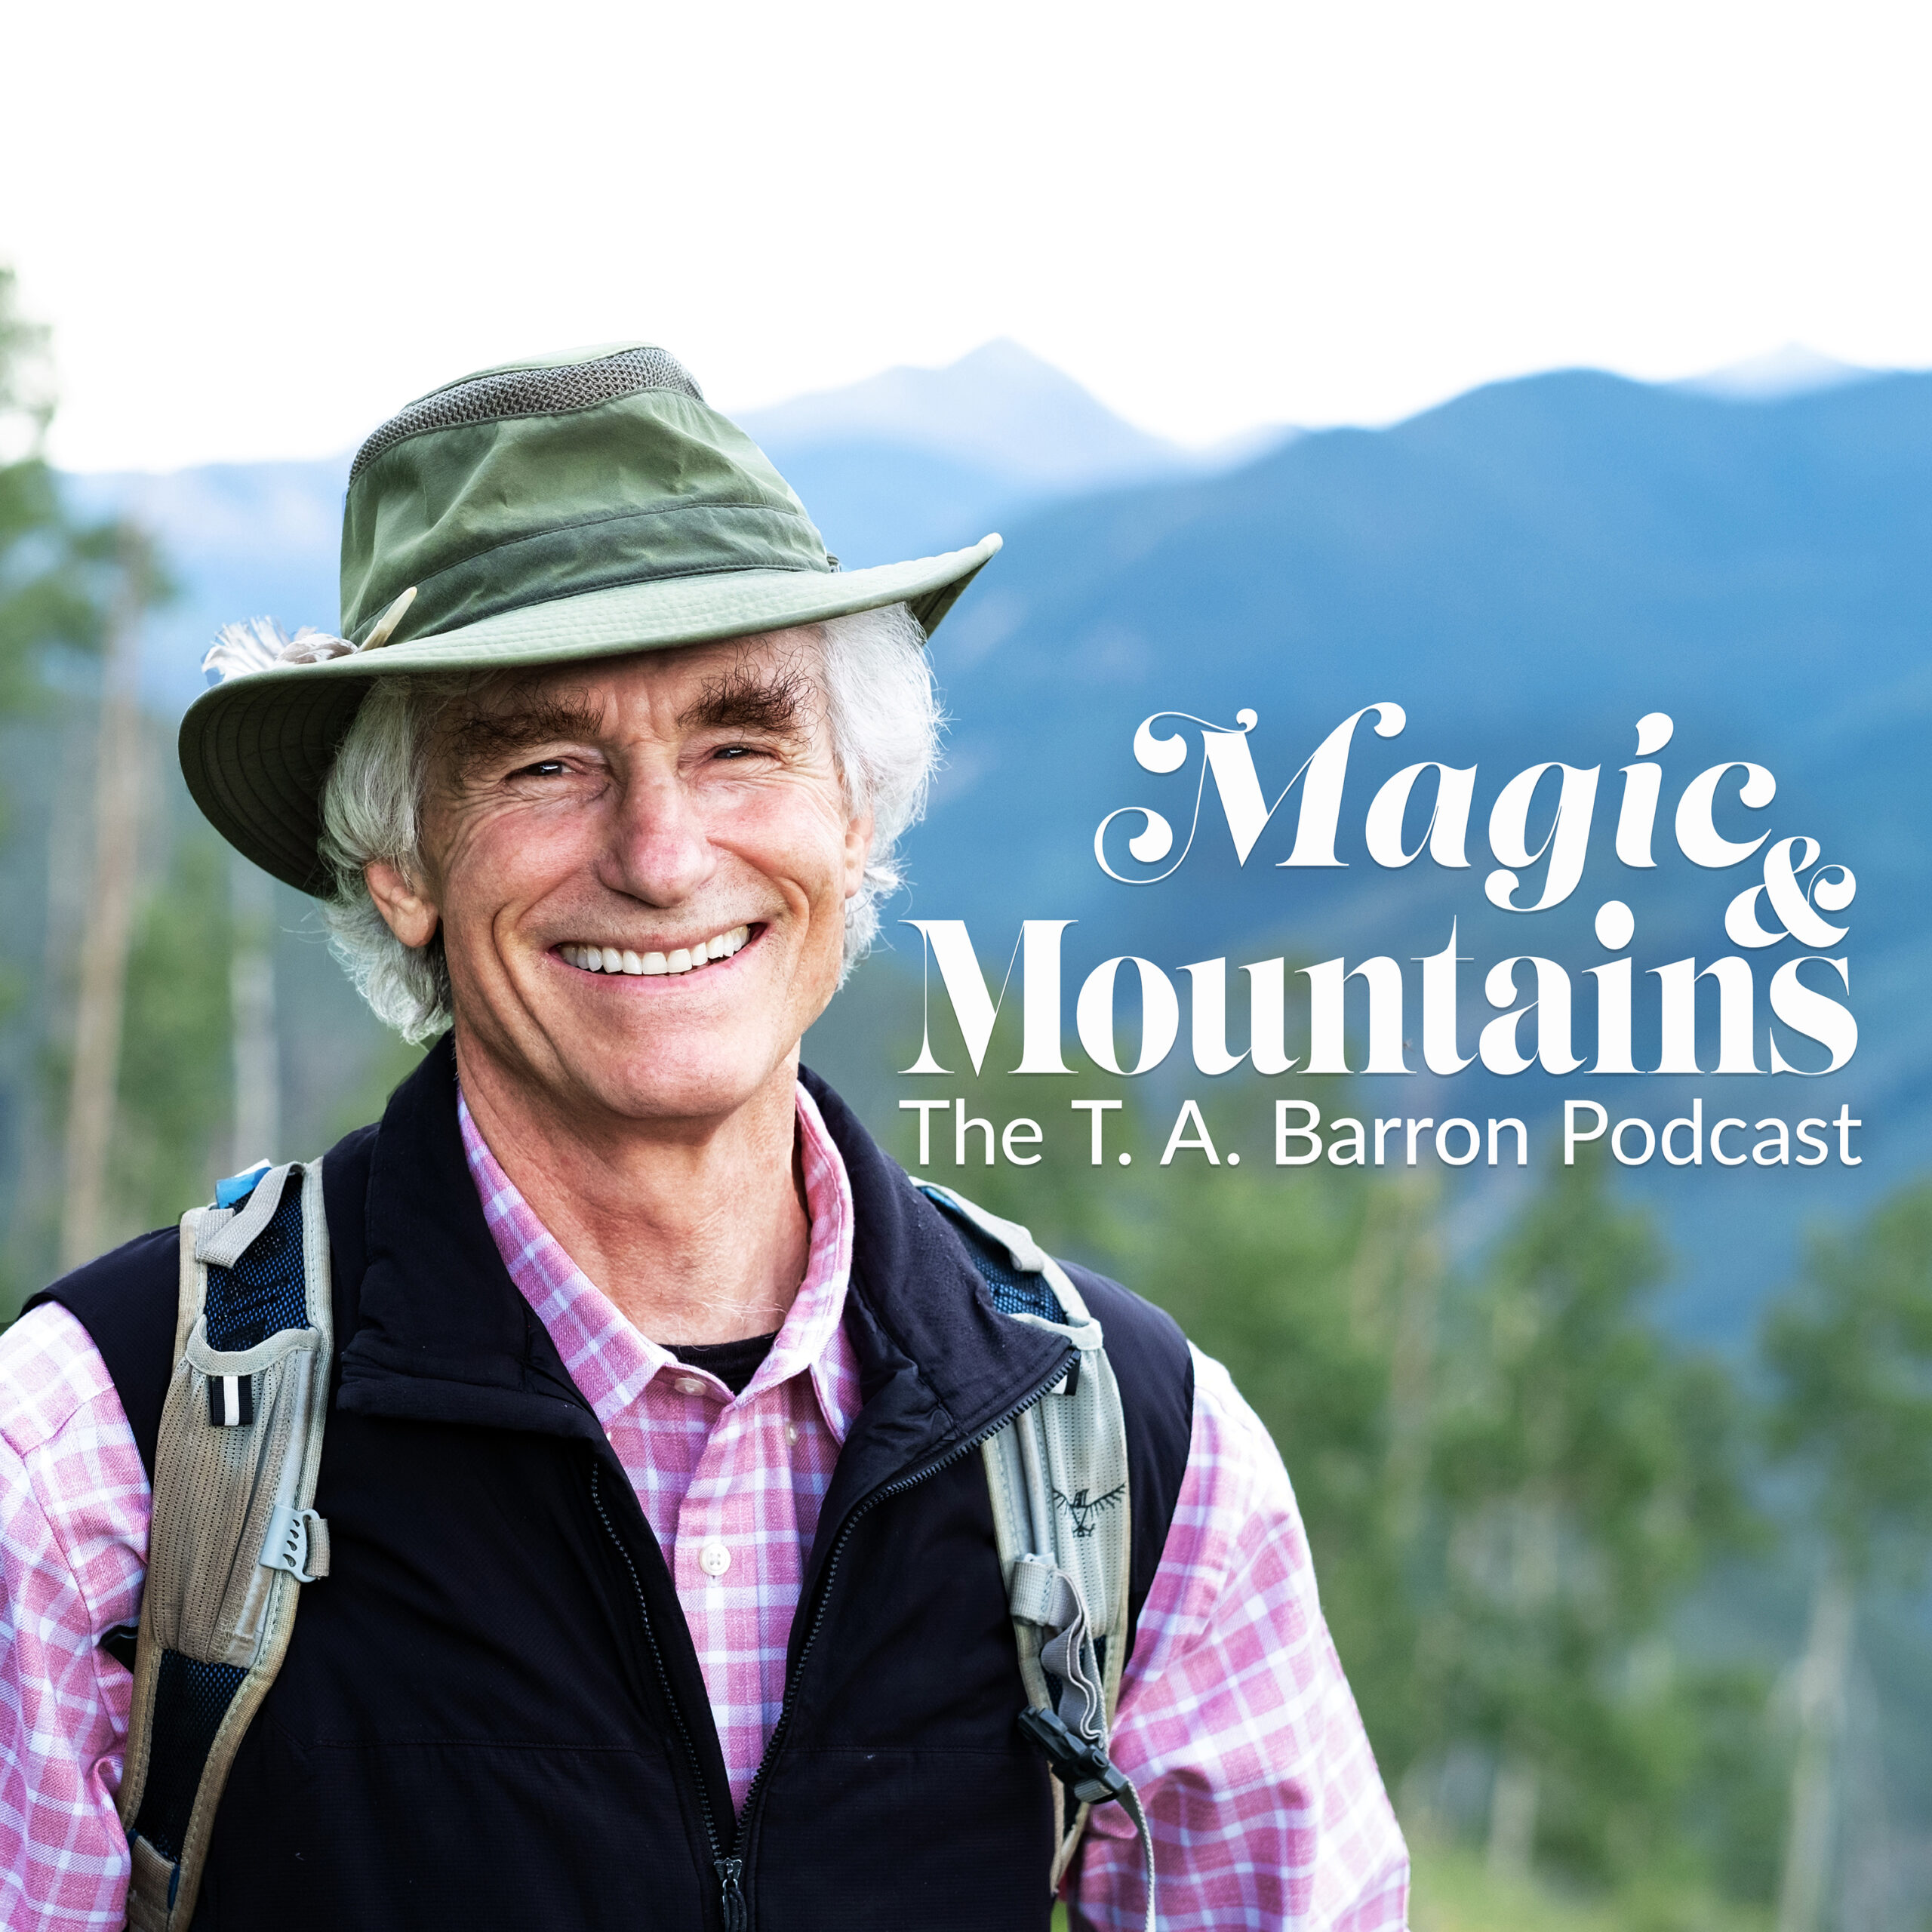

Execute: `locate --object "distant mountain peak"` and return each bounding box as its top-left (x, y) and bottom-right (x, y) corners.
top-left (1675, 343), bottom-right (1883, 402)
top-left (739, 338), bottom-right (1187, 490)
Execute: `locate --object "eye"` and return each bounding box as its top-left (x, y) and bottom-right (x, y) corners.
top-left (515, 758), bottom-right (571, 778)
top-left (712, 743), bottom-right (759, 761)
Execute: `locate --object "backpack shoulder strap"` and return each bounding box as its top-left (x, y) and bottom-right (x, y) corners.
top-left (117, 1158), bottom-right (334, 1932)
top-left (919, 1183), bottom-right (1156, 1932)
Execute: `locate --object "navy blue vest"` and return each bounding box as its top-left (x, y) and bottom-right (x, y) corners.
top-left (37, 1041), bottom-right (1193, 1931)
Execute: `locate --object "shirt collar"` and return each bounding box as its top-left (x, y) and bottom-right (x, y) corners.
top-left (457, 1081), bottom-right (858, 1444)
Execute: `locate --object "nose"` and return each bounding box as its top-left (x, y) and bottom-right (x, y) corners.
top-left (597, 765), bottom-right (717, 907)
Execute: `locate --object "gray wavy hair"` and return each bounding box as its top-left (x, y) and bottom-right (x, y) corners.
top-left (317, 602), bottom-right (940, 1042)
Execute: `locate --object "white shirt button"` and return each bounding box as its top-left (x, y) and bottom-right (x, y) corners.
top-left (786, 1423), bottom-right (798, 1445)
top-left (674, 1376), bottom-right (706, 1396)
top-left (698, 1540), bottom-right (732, 1578)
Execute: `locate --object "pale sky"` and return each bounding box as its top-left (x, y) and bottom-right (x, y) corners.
top-left (5, 0), bottom-right (1930, 472)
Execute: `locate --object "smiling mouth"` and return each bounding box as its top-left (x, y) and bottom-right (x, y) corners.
top-left (558, 924), bottom-right (753, 979)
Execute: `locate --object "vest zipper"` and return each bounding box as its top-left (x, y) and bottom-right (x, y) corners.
top-left (593, 1347), bottom-right (1072, 1929)
top-left (587, 1461), bottom-right (734, 1924)
top-left (715, 1857), bottom-right (748, 1931)
top-left (725, 1344), bottom-right (1077, 1918)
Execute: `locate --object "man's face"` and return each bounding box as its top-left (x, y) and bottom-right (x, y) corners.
top-left (376, 629), bottom-right (870, 1131)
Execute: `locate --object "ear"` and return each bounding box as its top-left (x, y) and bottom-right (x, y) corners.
top-left (365, 859), bottom-right (441, 949)
top-left (841, 808), bottom-right (875, 901)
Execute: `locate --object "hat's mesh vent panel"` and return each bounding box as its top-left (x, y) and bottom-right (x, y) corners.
top-left (351, 348), bottom-right (705, 481)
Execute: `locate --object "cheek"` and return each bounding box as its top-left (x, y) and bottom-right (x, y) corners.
top-left (719, 785), bottom-right (859, 898)
top-left (435, 803), bottom-right (590, 924)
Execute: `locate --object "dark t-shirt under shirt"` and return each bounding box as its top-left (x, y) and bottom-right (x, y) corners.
top-left (666, 1331), bottom-right (779, 1397)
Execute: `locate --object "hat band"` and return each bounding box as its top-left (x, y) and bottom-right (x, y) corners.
top-left (344, 500), bottom-right (829, 648)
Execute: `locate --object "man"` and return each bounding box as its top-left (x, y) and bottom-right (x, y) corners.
top-left (0, 345), bottom-right (1408, 1928)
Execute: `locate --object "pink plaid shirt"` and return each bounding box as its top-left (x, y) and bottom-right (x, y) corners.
top-left (0, 1083), bottom-right (1408, 1930)
top-left (460, 1086), bottom-right (863, 1809)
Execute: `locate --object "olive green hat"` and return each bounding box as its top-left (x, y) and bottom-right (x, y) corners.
top-left (179, 342), bottom-right (1001, 894)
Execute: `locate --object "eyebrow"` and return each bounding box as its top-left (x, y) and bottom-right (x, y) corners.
top-left (445, 696), bottom-right (608, 775)
top-left (677, 660), bottom-right (816, 737)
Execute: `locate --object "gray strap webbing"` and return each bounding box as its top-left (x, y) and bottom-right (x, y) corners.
top-left (116, 1159), bottom-right (333, 1932)
top-left (921, 1183), bottom-right (1157, 1932)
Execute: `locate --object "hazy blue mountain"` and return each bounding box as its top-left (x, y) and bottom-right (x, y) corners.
top-left (743, 340), bottom-right (1294, 568)
top-left (740, 338), bottom-right (1192, 491)
top-left (872, 366), bottom-right (1932, 1337)
top-left (751, 438), bottom-right (1035, 573)
top-left (1673, 343), bottom-right (1884, 402)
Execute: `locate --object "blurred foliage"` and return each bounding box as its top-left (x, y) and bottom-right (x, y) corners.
top-left (1420, 1151), bottom-right (1757, 1884)
top-left (1758, 1180), bottom-right (1932, 1932)
top-left (1764, 1180), bottom-right (1932, 1586)
top-left (325, 1028), bottom-right (427, 1145)
top-left (0, 266), bottom-right (120, 697)
top-left (112, 834), bottom-right (234, 1232)
top-left (1407, 1829), bottom-right (1771, 1932)
top-left (1672, 1665), bottom-right (1791, 1907)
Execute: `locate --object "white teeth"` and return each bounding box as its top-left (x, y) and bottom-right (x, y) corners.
top-left (562, 924), bottom-right (752, 977)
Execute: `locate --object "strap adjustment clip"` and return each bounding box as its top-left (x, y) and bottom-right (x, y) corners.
top-left (1017, 1704), bottom-right (1131, 1807)
top-left (260, 1503), bottom-right (328, 1583)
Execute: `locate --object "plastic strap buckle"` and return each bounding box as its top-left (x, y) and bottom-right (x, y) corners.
top-left (1017, 1704), bottom-right (1131, 1807)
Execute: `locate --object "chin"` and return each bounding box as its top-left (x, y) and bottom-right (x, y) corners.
top-left (567, 1035), bottom-right (782, 1124)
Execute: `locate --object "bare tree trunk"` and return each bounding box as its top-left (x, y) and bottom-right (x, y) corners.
top-left (1777, 1566), bottom-right (1854, 1932)
top-left (1384, 1177), bottom-right (1442, 1544)
top-left (59, 535), bottom-right (150, 1271)
top-left (14, 716), bottom-right (96, 1268)
top-left (229, 854), bottom-right (280, 1167)
top-left (1485, 1495), bottom-right (1558, 1884)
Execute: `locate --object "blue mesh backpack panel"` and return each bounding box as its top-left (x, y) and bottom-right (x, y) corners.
top-left (203, 1174), bottom-right (308, 1351)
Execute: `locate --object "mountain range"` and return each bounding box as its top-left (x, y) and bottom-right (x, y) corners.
top-left (888, 361), bottom-right (1928, 1334)
top-left (51, 340), bottom-right (1930, 1340)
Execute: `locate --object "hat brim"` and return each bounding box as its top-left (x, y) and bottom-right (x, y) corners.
top-left (180, 534), bottom-right (1000, 895)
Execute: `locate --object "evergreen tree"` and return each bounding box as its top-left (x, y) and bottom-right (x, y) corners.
top-left (0, 267), bottom-right (113, 685)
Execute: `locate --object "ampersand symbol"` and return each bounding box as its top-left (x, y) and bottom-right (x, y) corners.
top-left (1724, 835), bottom-right (1856, 949)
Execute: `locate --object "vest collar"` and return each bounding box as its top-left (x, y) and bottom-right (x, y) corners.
top-left (334, 1039), bottom-right (1069, 1494)
top-left (334, 1034), bottom-right (598, 1440)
